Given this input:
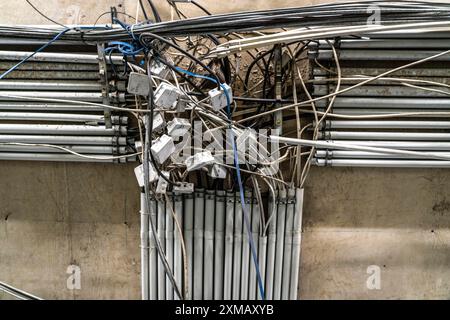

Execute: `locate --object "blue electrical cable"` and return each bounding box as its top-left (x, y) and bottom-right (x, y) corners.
top-left (105, 41), bottom-right (144, 56)
top-left (175, 66), bottom-right (266, 300)
top-left (0, 28), bottom-right (71, 80)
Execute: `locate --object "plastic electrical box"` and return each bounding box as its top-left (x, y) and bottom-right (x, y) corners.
top-left (150, 112), bottom-right (165, 132)
top-left (173, 182), bottom-right (194, 194)
top-left (134, 162), bottom-right (158, 187)
top-left (185, 150), bottom-right (215, 171)
top-left (151, 134), bottom-right (175, 164)
top-left (208, 83), bottom-right (233, 111)
top-left (175, 99), bottom-right (187, 112)
top-left (150, 59), bottom-right (170, 79)
top-left (167, 117), bottom-right (191, 137)
top-left (156, 171), bottom-right (170, 194)
top-left (153, 82), bottom-right (182, 109)
top-left (127, 72), bottom-right (151, 96)
top-left (208, 163), bottom-right (227, 179)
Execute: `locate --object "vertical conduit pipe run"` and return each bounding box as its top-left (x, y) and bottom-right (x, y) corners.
top-left (149, 199), bottom-right (158, 300)
top-left (289, 188), bottom-right (304, 300)
top-left (184, 193), bottom-right (194, 300)
top-left (265, 191), bottom-right (277, 300)
top-left (214, 190), bottom-right (226, 300)
top-left (232, 191), bottom-right (243, 300)
top-left (258, 235), bottom-right (267, 300)
top-left (240, 191), bottom-right (252, 300)
top-left (173, 193), bottom-right (183, 300)
top-left (193, 189), bottom-right (205, 300)
top-left (165, 196), bottom-right (174, 300)
top-left (281, 189), bottom-right (295, 300)
top-left (140, 192), bottom-right (149, 300)
top-left (204, 190), bottom-right (215, 300)
top-left (248, 193), bottom-right (260, 300)
top-left (223, 190), bottom-right (235, 299)
top-left (273, 188), bottom-right (287, 300)
top-left (157, 200), bottom-right (166, 300)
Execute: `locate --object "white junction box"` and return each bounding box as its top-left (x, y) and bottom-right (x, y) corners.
top-left (208, 163), bottom-right (227, 179)
top-left (185, 150), bottom-right (215, 171)
top-left (208, 83), bottom-right (233, 111)
top-left (173, 182), bottom-right (194, 194)
top-left (167, 118), bottom-right (191, 137)
top-left (156, 171), bottom-right (170, 194)
top-left (144, 112), bottom-right (165, 132)
top-left (153, 82), bottom-right (182, 109)
top-left (127, 72), bottom-right (151, 96)
top-left (134, 162), bottom-right (158, 187)
top-left (151, 134), bottom-right (175, 164)
top-left (150, 59), bottom-right (170, 79)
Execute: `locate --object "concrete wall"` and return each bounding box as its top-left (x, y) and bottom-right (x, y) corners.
top-left (1, 0), bottom-right (449, 300)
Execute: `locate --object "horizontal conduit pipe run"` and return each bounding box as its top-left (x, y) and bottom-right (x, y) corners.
top-left (0, 102), bottom-right (105, 111)
top-left (320, 120), bottom-right (450, 129)
top-left (0, 135), bottom-right (127, 145)
top-left (316, 108), bottom-right (450, 116)
top-left (0, 91), bottom-right (110, 103)
top-left (271, 136), bottom-right (450, 161)
top-left (0, 80), bottom-right (103, 91)
top-left (0, 124), bottom-right (126, 135)
top-left (313, 67), bottom-right (450, 78)
top-left (0, 50), bottom-right (123, 64)
top-left (318, 39), bottom-right (450, 49)
top-left (319, 131), bottom-right (450, 141)
top-left (314, 159), bottom-right (450, 167)
top-left (0, 152), bottom-right (131, 162)
top-left (325, 140), bottom-right (450, 151)
top-left (0, 145), bottom-right (127, 154)
top-left (314, 97), bottom-right (450, 109)
top-left (0, 152), bottom-right (130, 163)
top-left (315, 150), bottom-right (450, 159)
top-left (315, 49), bottom-right (450, 61)
top-left (0, 112), bottom-right (125, 123)
top-left (0, 61), bottom-right (101, 71)
top-left (0, 70), bottom-right (101, 80)
top-left (314, 85), bottom-right (450, 97)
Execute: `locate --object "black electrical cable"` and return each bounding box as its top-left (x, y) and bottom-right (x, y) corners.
top-left (191, 0), bottom-right (212, 16)
top-left (7, 2), bottom-right (450, 41)
top-left (260, 49), bottom-right (274, 109)
top-left (139, 0), bottom-right (150, 21)
top-left (25, 0), bottom-right (68, 28)
top-left (244, 49), bottom-right (274, 91)
top-left (147, 0), bottom-right (162, 23)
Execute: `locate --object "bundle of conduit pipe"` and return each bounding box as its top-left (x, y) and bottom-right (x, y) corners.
top-left (142, 189), bottom-right (303, 300)
top-left (0, 38), bottom-right (136, 162)
top-left (309, 31), bottom-right (450, 168)
top-left (2, 1), bottom-right (450, 40)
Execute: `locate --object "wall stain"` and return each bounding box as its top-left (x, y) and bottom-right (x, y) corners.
top-left (432, 200), bottom-right (450, 216)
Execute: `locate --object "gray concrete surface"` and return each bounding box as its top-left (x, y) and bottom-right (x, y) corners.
top-left (1, 0), bottom-right (449, 300)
